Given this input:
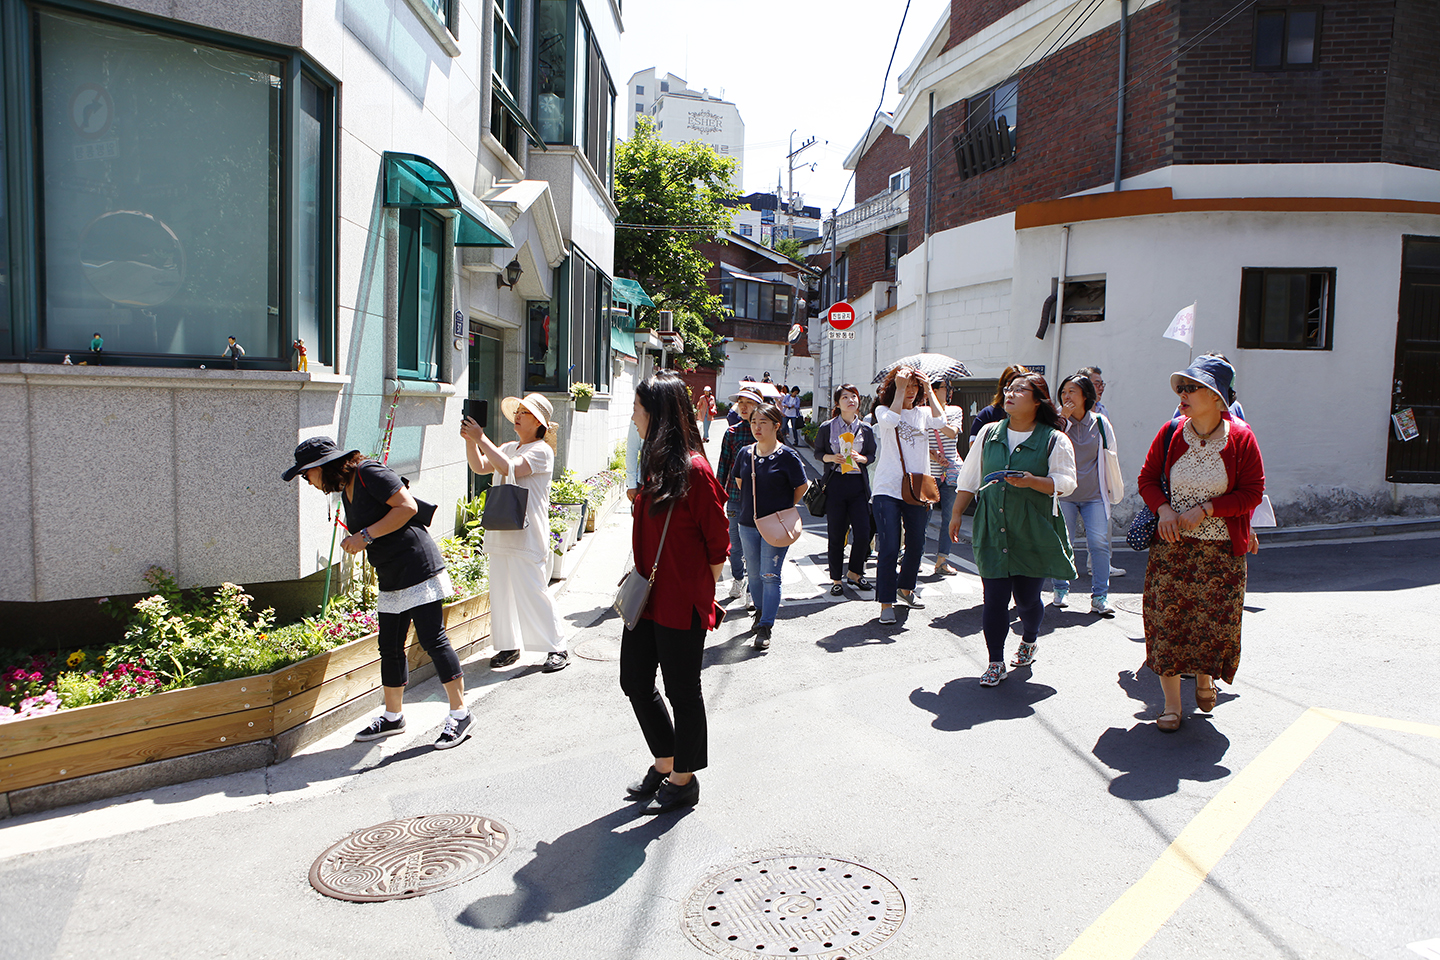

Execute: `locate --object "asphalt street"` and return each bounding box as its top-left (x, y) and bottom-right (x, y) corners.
top-left (2, 435), bottom-right (1438, 960)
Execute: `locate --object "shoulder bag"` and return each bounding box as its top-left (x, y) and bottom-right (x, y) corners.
top-left (803, 466), bottom-right (829, 518)
top-left (897, 420), bottom-right (939, 505)
top-left (355, 465), bottom-right (438, 528)
top-left (1125, 420), bottom-right (1178, 551)
top-left (480, 473), bottom-right (528, 531)
top-left (1098, 416), bottom-right (1125, 506)
top-left (614, 503), bottom-right (674, 630)
top-left (752, 448), bottom-right (804, 547)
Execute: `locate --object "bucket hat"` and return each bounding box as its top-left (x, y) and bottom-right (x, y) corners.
top-left (282, 436), bottom-right (360, 481)
top-left (1170, 355), bottom-right (1235, 405)
top-left (500, 392), bottom-right (559, 450)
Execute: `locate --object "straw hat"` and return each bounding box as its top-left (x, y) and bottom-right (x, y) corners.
top-left (500, 393), bottom-right (559, 450)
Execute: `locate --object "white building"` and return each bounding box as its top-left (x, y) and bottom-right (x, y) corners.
top-left (625, 68), bottom-right (744, 186)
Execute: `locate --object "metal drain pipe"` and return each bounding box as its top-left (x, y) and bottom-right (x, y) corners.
top-left (1050, 225), bottom-right (1071, 379)
top-left (1113, 0), bottom-right (1129, 191)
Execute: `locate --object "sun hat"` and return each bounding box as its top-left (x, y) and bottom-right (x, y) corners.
top-left (500, 392), bottom-right (559, 450)
top-left (730, 387), bottom-right (764, 405)
top-left (1170, 355), bottom-right (1235, 405)
top-left (282, 436), bottom-right (360, 481)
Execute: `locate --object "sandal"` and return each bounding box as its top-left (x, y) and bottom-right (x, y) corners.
top-left (1196, 683), bottom-right (1217, 712)
top-left (1156, 711), bottom-right (1182, 733)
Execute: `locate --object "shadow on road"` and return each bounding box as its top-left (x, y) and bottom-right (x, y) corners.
top-left (457, 804), bottom-right (685, 929)
top-left (909, 672), bottom-right (1058, 730)
top-left (1091, 722), bottom-right (1232, 800)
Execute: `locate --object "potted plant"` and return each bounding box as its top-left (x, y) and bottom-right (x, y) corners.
top-left (570, 382), bottom-right (594, 412)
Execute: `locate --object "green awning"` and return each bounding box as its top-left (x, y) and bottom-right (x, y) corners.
top-left (610, 326), bottom-right (637, 359)
top-left (612, 277), bottom-right (655, 308)
top-left (382, 152), bottom-right (514, 248)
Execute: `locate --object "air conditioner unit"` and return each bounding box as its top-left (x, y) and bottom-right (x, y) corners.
top-left (657, 310), bottom-right (674, 331)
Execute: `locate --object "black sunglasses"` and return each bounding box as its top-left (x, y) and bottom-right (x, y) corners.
top-left (1175, 382), bottom-right (1208, 395)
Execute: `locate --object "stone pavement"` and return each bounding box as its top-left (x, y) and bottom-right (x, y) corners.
top-left (2, 431), bottom-right (1439, 960)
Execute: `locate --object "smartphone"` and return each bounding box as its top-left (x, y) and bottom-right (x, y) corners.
top-left (464, 399), bottom-right (488, 427)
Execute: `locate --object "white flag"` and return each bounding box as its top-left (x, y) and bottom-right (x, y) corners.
top-left (1164, 302), bottom-right (1196, 347)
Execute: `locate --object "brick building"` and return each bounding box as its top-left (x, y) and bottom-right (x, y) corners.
top-left (816, 0), bottom-right (1440, 524)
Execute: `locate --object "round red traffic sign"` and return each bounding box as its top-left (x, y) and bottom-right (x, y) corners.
top-left (827, 301), bottom-right (855, 330)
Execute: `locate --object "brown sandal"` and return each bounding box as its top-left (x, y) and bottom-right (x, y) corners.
top-left (1157, 711), bottom-right (1182, 733)
top-left (1196, 684), bottom-right (1217, 712)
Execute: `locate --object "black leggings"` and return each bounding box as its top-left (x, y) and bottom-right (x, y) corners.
top-left (981, 576), bottom-right (1045, 663)
top-left (619, 611), bottom-right (707, 773)
top-left (377, 599), bottom-right (463, 688)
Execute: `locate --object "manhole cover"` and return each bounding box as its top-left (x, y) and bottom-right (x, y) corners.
top-left (682, 856), bottom-right (907, 959)
top-left (573, 634), bottom-right (621, 662)
top-left (309, 814), bottom-right (512, 902)
top-left (1114, 595), bottom-right (1145, 616)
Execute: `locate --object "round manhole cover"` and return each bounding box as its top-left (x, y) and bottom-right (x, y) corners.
top-left (682, 856), bottom-right (907, 959)
top-left (573, 633), bottom-right (621, 662)
top-left (1114, 595), bottom-right (1144, 616)
top-left (309, 813), bottom-right (512, 902)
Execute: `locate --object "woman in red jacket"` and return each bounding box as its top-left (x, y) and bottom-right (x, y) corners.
top-left (1137, 355), bottom-right (1265, 732)
top-left (622, 371), bottom-right (730, 813)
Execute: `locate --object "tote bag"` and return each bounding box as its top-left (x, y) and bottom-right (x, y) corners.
top-left (480, 479), bottom-right (529, 531)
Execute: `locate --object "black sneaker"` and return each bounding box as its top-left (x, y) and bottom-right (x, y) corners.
top-left (489, 649), bottom-right (521, 668)
top-left (626, 765), bottom-right (667, 800)
top-left (754, 624), bottom-right (772, 650)
top-left (542, 651), bottom-right (569, 673)
top-left (434, 713), bottom-right (472, 749)
top-left (354, 714), bottom-right (405, 742)
top-left (645, 775), bottom-right (700, 814)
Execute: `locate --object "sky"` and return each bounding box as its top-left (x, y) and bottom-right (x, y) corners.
top-left (612, 0), bottom-right (949, 216)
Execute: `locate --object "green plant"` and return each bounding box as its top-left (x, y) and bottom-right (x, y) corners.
top-left (439, 536), bottom-right (489, 598)
top-left (455, 491), bottom-right (487, 545)
top-left (551, 469), bottom-right (587, 505)
top-left (608, 441), bottom-right (628, 473)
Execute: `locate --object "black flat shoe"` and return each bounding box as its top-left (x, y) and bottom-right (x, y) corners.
top-left (626, 765), bottom-right (667, 800)
top-left (489, 649), bottom-right (520, 669)
top-left (850, 577), bottom-right (873, 591)
top-left (830, 582), bottom-right (844, 597)
top-left (645, 775), bottom-right (700, 814)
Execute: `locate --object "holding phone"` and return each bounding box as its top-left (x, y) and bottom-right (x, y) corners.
top-left (982, 470), bottom-right (1027, 486)
top-left (464, 399), bottom-right (489, 427)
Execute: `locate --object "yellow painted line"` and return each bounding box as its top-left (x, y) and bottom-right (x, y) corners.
top-left (1056, 708), bottom-right (1341, 960)
top-left (1311, 708), bottom-right (1440, 739)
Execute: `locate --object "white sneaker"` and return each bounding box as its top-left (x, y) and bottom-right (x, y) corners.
top-left (728, 577), bottom-right (747, 599)
top-left (1091, 595), bottom-right (1116, 617)
top-left (1110, 565), bottom-right (1127, 577)
top-left (1051, 587), bottom-right (1069, 608)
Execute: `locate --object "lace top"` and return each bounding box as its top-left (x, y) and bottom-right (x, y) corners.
top-left (1169, 420), bottom-right (1231, 540)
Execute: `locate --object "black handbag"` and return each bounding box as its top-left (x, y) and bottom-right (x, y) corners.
top-left (804, 468), bottom-right (829, 518)
top-left (355, 467), bottom-right (437, 527)
top-left (480, 481), bottom-right (529, 531)
top-left (1126, 420), bottom-right (1178, 551)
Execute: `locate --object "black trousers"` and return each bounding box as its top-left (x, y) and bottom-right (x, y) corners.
top-left (377, 599), bottom-right (463, 688)
top-left (825, 474), bottom-right (872, 581)
top-left (619, 611), bottom-right (707, 773)
top-left (981, 575), bottom-right (1045, 663)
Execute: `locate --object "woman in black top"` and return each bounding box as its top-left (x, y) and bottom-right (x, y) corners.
top-left (283, 437), bottom-right (470, 750)
top-left (813, 383), bottom-right (877, 596)
top-left (732, 403), bottom-right (809, 650)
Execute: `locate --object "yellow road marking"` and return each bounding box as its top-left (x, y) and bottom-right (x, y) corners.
top-left (1056, 706), bottom-right (1439, 960)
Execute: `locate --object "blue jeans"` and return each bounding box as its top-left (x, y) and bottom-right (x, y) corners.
top-left (738, 523), bottom-right (789, 627)
top-left (727, 502), bottom-right (745, 580)
top-left (701, 418), bottom-right (712, 441)
top-left (1058, 498), bottom-right (1111, 598)
top-left (934, 481), bottom-right (958, 560)
top-left (872, 494), bottom-right (929, 604)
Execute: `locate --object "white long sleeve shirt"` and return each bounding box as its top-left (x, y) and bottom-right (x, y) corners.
top-left (871, 403), bottom-right (948, 501)
top-left (956, 423), bottom-right (1077, 499)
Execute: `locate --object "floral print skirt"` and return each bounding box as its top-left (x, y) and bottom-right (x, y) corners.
top-left (1143, 538), bottom-right (1246, 683)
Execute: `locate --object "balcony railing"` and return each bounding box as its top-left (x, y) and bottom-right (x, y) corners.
top-left (834, 188), bottom-right (909, 246)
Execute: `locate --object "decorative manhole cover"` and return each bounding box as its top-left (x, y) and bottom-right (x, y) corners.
top-left (309, 814), bottom-right (512, 902)
top-left (573, 633), bottom-right (621, 662)
top-left (1114, 595), bottom-right (1145, 616)
top-left (682, 856), bottom-right (907, 959)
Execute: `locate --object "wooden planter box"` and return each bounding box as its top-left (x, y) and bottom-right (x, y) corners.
top-left (0, 593), bottom-right (492, 811)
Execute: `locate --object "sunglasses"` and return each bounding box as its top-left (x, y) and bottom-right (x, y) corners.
top-left (1175, 382), bottom-right (1207, 395)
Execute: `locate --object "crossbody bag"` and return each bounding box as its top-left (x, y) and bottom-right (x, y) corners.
top-left (614, 502), bottom-right (675, 630)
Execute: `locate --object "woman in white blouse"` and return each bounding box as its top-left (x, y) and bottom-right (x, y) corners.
top-left (871, 366), bottom-right (949, 624)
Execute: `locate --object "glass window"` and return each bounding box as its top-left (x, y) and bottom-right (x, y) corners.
top-left (739, 224), bottom-right (753, 237)
top-left (660, 80), bottom-right (669, 92)
top-left (397, 209), bottom-right (444, 378)
top-left (0, 69), bottom-right (10, 357)
top-left (1238, 267), bottom-right (1335, 349)
top-left (720, 277), bottom-right (734, 312)
top-left (744, 282), bottom-right (760, 321)
top-left (968, 79), bottom-right (1018, 137)
top-left (885, 226), bottom-right (908, 270)
top-left (758, 285), bottom-right (773, 323)
top-left (596, 276), bottom-right (612, 393)
top-left (37, 10), bottom-right (283, 359)
top-left (1254, 8), bottom-right (1320, 70)
top-left (635, 84), bottom-right (643, 95)
top-left (534, 1), bottom-right (614, 187)
top-left (527, 294), bottom-right (560, 390)
top-left (535, 0), bottom-right (570, 143)
top-left (493, 0), bottom-right (521, 96)
top-left (296, 76), bottom-right (330, 366)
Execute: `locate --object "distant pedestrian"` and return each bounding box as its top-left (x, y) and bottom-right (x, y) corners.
top-left (1053, 373), bottom-right (1123, 616)
top-left (969, 365), bottom-right (1029, 440)
top-left (783, 386), bottom-right (805, 443)
top-left (927, 381), bottom-right (964, 576)
top-left (461, 393), bottom-right (569, 673)
top-left (947, 373), bottom-right (1077, 686)
top-left (699, 386), bottom-right (717, 441)
top-left (1079, 366), bottom-right (1108, 418)
top-left (872, 366), bottom-right (948, 624)
top-left (814, 383), bottom-right (877, 596)
top-left (284, 437), bottom-right (471, 749)
top-left (622, 371), bottom-right (729, 814)
top-left (1138, 355), bottom-right (1264, 732)
top-left (731, 402), bottom-right (808, 649)
top-left (716, 387), bottom-right (762, 604)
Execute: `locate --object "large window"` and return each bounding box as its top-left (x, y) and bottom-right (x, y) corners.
top-left (397, 210), bottom-right (444, 379)
top-left (566, 246), bottom-right (613, 392)
top-left (534, 0), bottom-right (615, 187)
top-left (1238, 267), bottom-right (1335, 350)
top-left (22, 9), bottom-right (334, 368)
top-left (527, 294), bottom-right (561, 391)
top-left (885, 226), bottom-right (908, 271)
top-left (0, 65), bottom-right (11, 357)
top-left (721, 276), bottom-right (782, 322)
top-left (490, 0), bottom-right (524, 160)
top-left (968, 79), bottom-right (1018, 138)
top-left (1254, 7), bottom-right (1320, 70)
top-left (956, 79), bottom-right (1019, 179)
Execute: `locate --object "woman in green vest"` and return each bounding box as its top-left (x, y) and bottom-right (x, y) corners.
top-left (948, 373), bottom-right (1078, 686)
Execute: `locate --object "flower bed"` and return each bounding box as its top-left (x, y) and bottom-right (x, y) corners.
top-left (582, 470), bottom-right (625, 532)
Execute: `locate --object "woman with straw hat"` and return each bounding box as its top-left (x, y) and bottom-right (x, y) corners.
top-left (461, 393), bottom-right (569, 673)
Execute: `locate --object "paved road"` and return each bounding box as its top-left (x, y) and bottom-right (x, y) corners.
top-left (2, 443), bottom-right (1438, 960)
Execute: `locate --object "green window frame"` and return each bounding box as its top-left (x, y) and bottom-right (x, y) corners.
top-left (533, 0), bottom-right (615, 190)
top-left (565, 244), bottom-right (614, 393)
top-left (397, 209), bottom-right (445, 380)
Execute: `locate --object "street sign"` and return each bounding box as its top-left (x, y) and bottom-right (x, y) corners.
top-left (826, 330), bottom-right (855, 340)
top-left (827, 301), bottom-right (855, 330)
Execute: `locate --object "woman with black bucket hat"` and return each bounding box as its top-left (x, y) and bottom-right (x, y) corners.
top-left (283, 438), bottom-right (472, 749)
top-left (1138, 354), bottom-right (1265, 733)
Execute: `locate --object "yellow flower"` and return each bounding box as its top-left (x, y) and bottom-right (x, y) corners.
top-left (67, 651), bottom-right (85, 667)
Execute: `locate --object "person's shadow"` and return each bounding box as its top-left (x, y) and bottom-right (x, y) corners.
top-left (457, 804), bottom-right (684, 928)
top-left (1094, 668), bottom-right (1232, 800)
top-left (909, 672), bottom-right (1057, 731)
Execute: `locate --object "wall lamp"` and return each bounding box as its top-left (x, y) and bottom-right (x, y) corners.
top-left (497, 258), bottom-right (523, 289)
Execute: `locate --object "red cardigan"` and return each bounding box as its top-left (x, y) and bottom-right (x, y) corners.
top-left (632, 453), bottom-right (730, 630)
top-left (1137, 415), bottom-right (1265, 557)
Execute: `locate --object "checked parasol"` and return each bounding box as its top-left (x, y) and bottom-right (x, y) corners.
top-left (872, 353), bottom-right (972, 384)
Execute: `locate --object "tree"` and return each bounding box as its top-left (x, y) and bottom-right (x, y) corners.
top-left (614, 117), bottom-right (741, 367)
top-left (772, 237), bottom-right (805, 261)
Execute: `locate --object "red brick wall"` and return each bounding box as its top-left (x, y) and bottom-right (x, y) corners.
top-left (847, 232), bottom-right (891, 298)
top-left (1384, 0), bottom-right (1440, 168)
top-left (944, 0), bottom-right (1031, 53)
top-left (1173, 0), bottom-right (1394, 164)
top-left (855, 127), bottom-right (913, 202)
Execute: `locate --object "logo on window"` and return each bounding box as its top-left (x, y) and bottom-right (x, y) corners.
top-left (687, 110), bottom-right (724, 134)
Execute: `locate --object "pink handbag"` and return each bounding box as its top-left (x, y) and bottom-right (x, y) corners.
top-left (751, 449), bottom-right (803, 547)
